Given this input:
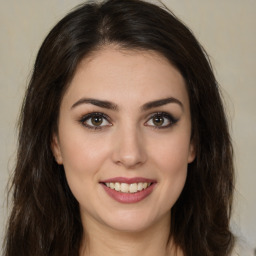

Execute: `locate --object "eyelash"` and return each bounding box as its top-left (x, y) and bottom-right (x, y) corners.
top-left (145, 112), bottom-right (178, 129)
top-left (79, 112), bottom-right (178, 130)
top-left (79, 112), bottom-right (112, 130)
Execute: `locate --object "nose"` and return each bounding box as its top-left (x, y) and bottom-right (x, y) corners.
top-left (112, 125), bottom-right (147, 169)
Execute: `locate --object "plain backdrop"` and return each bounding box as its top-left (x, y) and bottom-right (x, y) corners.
top-left (0, 1), bottom-right (255, 255)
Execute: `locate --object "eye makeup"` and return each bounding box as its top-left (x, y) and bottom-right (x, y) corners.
top-left (145, 112), bottom-right (179, 129)
top-left (78, 112), bottom-right (112, 130)
top-left (78, 110), bottom-right (179, 131)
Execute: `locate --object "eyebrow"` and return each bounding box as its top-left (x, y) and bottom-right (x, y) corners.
top-left (71, 98), bottom-right (118, 110)
top-left (71, 97), bottom-right (183, 111)
top-left (141, 97), bottom-right (183, 111)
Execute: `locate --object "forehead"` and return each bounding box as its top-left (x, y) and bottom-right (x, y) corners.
top-left (62, 46), bottom-right (189, 110)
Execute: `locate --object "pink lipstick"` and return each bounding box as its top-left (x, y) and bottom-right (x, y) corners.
top-left (100, 177), bottom-right (156, 203)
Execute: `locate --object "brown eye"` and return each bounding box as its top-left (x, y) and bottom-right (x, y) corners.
top-left (145, 112), bottom-right (177, 129)
top-left (152, 116), bottom-right (164, 126)
top-left (91, 116), bottom-right (103, 126)
top-left (80, 113), bottom-right (111, 129)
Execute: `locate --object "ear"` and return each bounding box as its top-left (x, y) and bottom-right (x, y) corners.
top-left (187, 140), bottom-right (196, 163)
top-left (51, 133), bottom-right (63, 165)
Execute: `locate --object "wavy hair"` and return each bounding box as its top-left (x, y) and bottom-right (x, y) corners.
top-left (4, 0), bottom-right (235, 255)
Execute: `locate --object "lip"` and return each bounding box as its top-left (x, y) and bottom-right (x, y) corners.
top-left (101, 177), bottom-right (156, 184)
top-left (100, 177), bottom-right (157, 204)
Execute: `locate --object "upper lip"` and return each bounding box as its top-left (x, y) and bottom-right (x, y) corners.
top-left (100, 177), bottom-right (156, 184)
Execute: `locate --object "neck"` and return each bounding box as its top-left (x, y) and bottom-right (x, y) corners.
top-left (79, 212), bottom-right (182, 256)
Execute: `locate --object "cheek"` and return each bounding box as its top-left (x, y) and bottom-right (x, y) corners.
top-left (149, 134), bottom-right (190, 206)
top-left (58, 130), bottom-right (110, 197)
top-left (157, 142), bottom-right (188, 189)
top-left (150, 131), bottom-right (192, 172)
top-left (60, 127), bottom-right (108, 170)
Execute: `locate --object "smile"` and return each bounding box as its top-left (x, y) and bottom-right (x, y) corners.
top-left (100, 177), bottom-right (156, 203)
top-left (104, 182), bottom-right (151, 193)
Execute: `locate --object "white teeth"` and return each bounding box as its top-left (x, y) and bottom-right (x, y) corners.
top-left (120, 183), bottom-right (129, 193)
top-left (105, 182), bottom-right (152, 193)
top-left (143, 183), bottom-right (148, 189)
top-left (114, 182), bottom-right (121, 191)
top-left (137, 183), bottom-right (143, 191)
top-left (129, 183), bottom-right (138, 193)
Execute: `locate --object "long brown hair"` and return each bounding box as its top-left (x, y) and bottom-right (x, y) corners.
top-left (4, 0), bottom-right (235, 255)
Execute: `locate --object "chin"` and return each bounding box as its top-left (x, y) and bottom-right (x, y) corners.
top-left (100, 209), bottom-right (169, 233)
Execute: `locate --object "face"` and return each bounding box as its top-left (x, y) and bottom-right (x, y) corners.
top-left (52, 46), bottom-right (195, 233)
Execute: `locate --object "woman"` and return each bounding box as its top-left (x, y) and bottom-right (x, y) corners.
top-left (4, 0), bottom-right (235, 255)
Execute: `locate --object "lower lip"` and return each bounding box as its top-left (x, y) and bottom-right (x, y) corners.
top-left (101, 183), bottom-right (156, 204)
